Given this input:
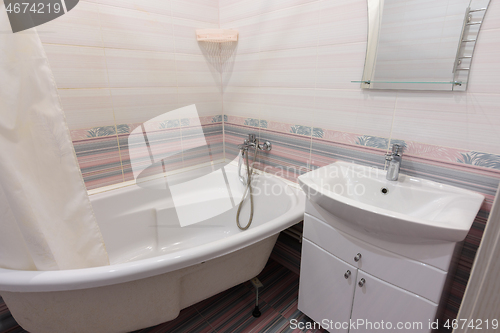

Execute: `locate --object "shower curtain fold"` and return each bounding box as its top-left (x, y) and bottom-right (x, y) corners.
top-left (0, 4), bottom-right (109, 271)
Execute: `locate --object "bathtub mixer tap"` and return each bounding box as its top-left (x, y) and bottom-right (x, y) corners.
top-left (236, 134), bottom-right (272, 231)
top-left (237, 134), bottom-right (272, 185)
top-left (385, 143), bottom-right (403, 181)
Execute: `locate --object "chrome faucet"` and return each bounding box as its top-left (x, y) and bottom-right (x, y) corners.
top-left (385, 144), bottom-right (403, 181)
top-left (237, 134), bottom-right (272, 184)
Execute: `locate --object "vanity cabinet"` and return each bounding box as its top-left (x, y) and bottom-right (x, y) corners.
top-left (299, 239), bottom-right (357, 333)
top-left (298, 213), bottom-right (448, 333)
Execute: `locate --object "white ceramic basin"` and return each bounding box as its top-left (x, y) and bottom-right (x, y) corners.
top-left (298, 161), bottom-right (484, 244)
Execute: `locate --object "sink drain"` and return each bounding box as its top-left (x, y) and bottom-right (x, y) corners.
top-left (381, 187), bottom-right (389, 195)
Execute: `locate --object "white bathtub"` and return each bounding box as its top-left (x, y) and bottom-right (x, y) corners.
top-left (0, 163), bottom-right (305, 333)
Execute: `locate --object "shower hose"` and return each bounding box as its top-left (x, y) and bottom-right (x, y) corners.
top-left (236, 144), bottom-right (258, 230)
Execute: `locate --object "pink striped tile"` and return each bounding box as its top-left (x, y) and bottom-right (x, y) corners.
top-left (44, 44), bottom-right (109, 89)
top-left (267, 121), bottom-right (292, 134)
top-left (99, 4), bottom-right (175, 52)
top-left (261, 0), bottom-right (320, 14)
top-left (171, 0), bottom-right (219, 24)
top-left (172, 18), bottom-right (218, 55)
top-left (226, 116), bottom-right (247, 126)
top-left (175, 53), bottom-right (222, 87)
top-left (37, 1), bottom-right (102, 47)
top-left (219, 0), bottom-right (263, 25)
top-left (318, 0), bottom-right (367, 46)
top-left (259, 2), bottom-right (322, 52)
top-left (222, 52), bottom-right (262, 87)
top-left (59, 88), bottom-right (115, 130)
top-left (313, 89), bottom-right (395, 138)
top-left (259, 48), bottom-right (318, 88)
top-left (223, 87), bottom-right (262, 119)
top-left (322, 129), bottom-right (359, 145)
top-left (110, 87), bottom-right (179, 125)
top-left (220, 15), bottom-right (261, 54)
top-left (97, 0), bottom-right (172, 16)
top-left (177, 87), bottom-right (223, 117)
top-left (467, 28), bottom-right (500, 94)
top-left (260, 88), bottom-right (316, 128)
top-left (105, 48), bottom-right (177, 88)
top-left (316, 42), bottom-right (366, 90)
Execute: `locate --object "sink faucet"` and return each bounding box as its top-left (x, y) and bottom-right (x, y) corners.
top-left (385, 144), bottom-right (403, 181)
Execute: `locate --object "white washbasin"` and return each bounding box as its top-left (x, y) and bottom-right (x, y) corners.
top-left (298, 161), bottom-right (484, 244)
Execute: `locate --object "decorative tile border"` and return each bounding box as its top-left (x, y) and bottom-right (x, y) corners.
top-left (70, 117), bottom-right (225, 190)
top-left (230, 116), bottom-right (500, 171)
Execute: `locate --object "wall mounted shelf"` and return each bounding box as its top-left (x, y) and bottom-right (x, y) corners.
top-left (196, 29), bottom-right (238, 43)
top-left (351, 80), bottom-right (465, 86)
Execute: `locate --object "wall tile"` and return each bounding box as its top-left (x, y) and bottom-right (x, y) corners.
top-left (37, 1), bottom-right (102, 47)
top-left (99, 4), bottom-right (175, 52)
top-left (105, 48), bottom-right (177, 87)
top-left (171, 0), bottom-right (219, 24)
top-left (219, 0), bottom-right (263, 24)
top-left (259, 48), bottom-right (318, 88)
top-left (220, 16), bottom-right (262, 55)
top-left (172, 18), bottom-right (219, 55)
top-left (258, 2), bottom-right (322, 52)
top-left (316, 42), bottom-right (367, 89)
top-left (396, 90), bottom-right (470, 112)
top-left (73, 136), bottom-right (124, 190)
top-left (97, 0), bottom-right (172, 16)
top-left (59, 88), bottom-right (115, 130)
top-left (110, 87), bottom-right (179, 125)
top-left (44, 44), bottom-right (109, 88)
top-left (177, 86), bottom-right (223, 117)
top-left (223, 86), bottom-right (262, 118)
top-left (260, 88), bottom-right (316, 128)
top-left (222, 52), bottom-right (262, 87)
top-left (467, 29), bottom-right (500, 94)
top-left (481, 0), bottom-right (500, 30)
top-left (318, 0), bottom-right (367, 46)
top-left (175, 53), bottom-right (221, 87)
top-left (393, 92), bottom-right (500, 155)
top-left (260, 0), bottom-right (320, 15)
top-left (313, 89), bottom-right (395, 140)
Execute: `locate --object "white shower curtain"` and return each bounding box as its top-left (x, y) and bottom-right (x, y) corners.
top-left (0, 5), bottom-right (109, 270)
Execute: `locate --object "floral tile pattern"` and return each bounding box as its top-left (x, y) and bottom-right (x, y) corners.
top-left (160, 119), bottom-right (180, 129)
top-left (403, 141), bottom-right (467, 163)
top-left (355, 135), bottom-right (390, 149)
top-left (312, 127), bottom-right (324, 138)
top-left (458, 152), bottom-right (500, 170)
top-left (244, 118), bottom-right (260, 127)
top-left (290, 125), bottom-right (311, 136)
top-left (86, 124), bottom-right (130, 138)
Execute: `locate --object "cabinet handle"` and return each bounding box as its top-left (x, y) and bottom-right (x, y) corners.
top-left (358, 278), bottom-right (366, 287)
top-left (354, 253), bottom-right (362, 262)
top-left (344, 270), bottom-right (351, 279)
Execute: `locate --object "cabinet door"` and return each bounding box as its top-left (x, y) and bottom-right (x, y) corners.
top-left (298, 239), bottom-right (357, 333)
top-left (351, 270), bottom-right (438, 333)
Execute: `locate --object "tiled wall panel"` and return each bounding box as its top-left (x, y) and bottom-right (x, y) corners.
top-left (41, 0), bottom-right (224, 190)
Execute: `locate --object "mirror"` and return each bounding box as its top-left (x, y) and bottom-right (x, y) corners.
top-left (359, 0), bottom-right (491, 91)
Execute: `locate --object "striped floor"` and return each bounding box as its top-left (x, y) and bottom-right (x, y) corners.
top-left (0, 255), bottom-right (324, 333)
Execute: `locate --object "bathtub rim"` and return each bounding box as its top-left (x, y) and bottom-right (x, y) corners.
top-left (0, 175), bottom-right (305, 293)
